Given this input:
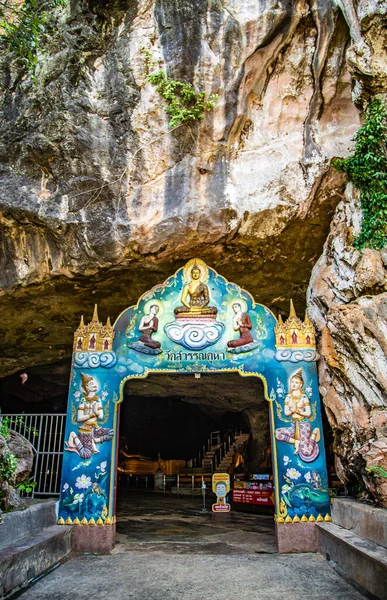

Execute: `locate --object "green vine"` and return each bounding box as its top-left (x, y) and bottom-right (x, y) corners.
top-left (366, 466), bottom-right (387, 478)
top-left (334, 98), bottom-right (387, 250)
top-left (0, 451), bottom-right (17, 482)
top-left (0, 415), bottom-right (17, 487)
top-left (1, 415), bottom-right (38, 439)
top-left (0, 0), bottom-right (67, 70)
top-left (147, 69), bottom-right (218, 128)
top-left (0, 415), bottom-right (37, 482)
top-left (0, 415), bottom-right (37, 502)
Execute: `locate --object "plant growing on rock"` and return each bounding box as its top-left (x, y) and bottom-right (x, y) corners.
top-left (0, 415), bottom-right (35, 513)
top-left (0, 0), bottom-right (67, 70)
top-left (147, 68), bottom-right (218, 128)
top-left (334, 98), bottom-right (387, 250)
top-left (366, 466), bottom-right (387, 479)
top-left (0, 447), bottom-right (17, 482)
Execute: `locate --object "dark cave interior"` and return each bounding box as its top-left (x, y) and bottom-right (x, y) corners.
top-left (0, 364), bottom-right (272, 470)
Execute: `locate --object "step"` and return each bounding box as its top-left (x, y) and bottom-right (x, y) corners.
top-left (0, 500), bottom-right (58, 550)
top-left (0, 525), bottom-right (72, 599)
top-left (331, 497), bottom-right (387, 549)
top-left (218, 458), bottom-right (233, 465)
top-left (317, 522), bottom-right (387, 600)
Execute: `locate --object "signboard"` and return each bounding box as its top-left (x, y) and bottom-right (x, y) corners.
top-left (232, 489), bottom-right (274, 506)
top-left (212, 473), bottom-right (231, 513)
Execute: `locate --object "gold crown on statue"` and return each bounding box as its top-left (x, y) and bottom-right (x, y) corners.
top-left (275, 301), bottom-right (316, 350)
top-left (73, 304), bottom-right (115, 353)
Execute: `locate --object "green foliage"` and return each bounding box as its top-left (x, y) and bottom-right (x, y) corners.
top-left (0, 415), bottom-right (38, 438)
top-left (18, 477), bottom-right (37, 493)
top-left (147, 69), bottom-right (218, 128)
top-left (0, 415), bottom-right (37, 486)
top-left (366, 465), bottom-right (387, 478)
top-left (141, 46), bottom-right (158, 73)
top-left (0, 451), bottom-right (17, 482)
top-left (334, 98), bottom-right (387, 250)
top-left (0, 416), bottom-right (9, 438)
top-left (0, 0), bottom-right (67, 70)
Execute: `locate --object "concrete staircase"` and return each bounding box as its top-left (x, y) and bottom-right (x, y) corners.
top-left (201, 444), bottom-right (221, 472)
top-left (317, 498), bottom-right (387, 600)
top-left (0, 500), bottom-right (72, 599)
top-left (215, 433), bottom-right (249, 472)
top-left (199, 433), bottom-right (250, 473)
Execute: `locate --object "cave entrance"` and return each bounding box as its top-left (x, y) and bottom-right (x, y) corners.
top-left (58, 258), bottom-right (330, 554)
top-left (119, 373), bottom-right (270, 478)
top-left (115, 372), bottom-right (275, 552)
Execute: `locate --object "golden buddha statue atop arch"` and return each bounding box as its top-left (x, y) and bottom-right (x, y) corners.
top-left (174, 260), bottom-right (218, 319)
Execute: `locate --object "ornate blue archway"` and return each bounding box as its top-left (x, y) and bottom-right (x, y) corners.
top-left (58, 259), bottom-right (331, 553)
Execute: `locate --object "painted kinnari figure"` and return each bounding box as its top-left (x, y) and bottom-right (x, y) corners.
top-left (275, 369), bottom-right (320, 463)
top-left (65, 373), bottom-right (114, 459)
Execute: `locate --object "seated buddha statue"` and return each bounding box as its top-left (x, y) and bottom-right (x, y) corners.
top-left (174, 264), bottom-right (218, 318)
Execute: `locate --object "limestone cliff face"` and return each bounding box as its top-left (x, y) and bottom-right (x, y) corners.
top-left (0, 0), bottom-right (362, 374)
top-left (307, 3), bottom-right (387, 506)
top-left (308, 188), bottom-right (387, 506)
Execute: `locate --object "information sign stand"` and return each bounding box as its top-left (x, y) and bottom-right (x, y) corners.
top-left (212, 473), bottom-right (231, 513)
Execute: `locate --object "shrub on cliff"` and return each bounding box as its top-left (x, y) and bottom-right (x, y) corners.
top-left (334, 98), bottom-right (387, 250)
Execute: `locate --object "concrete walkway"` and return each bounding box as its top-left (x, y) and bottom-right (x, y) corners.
top-left (16, 490), bottom-right (368, 600)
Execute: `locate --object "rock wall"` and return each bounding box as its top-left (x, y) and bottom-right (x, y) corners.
top-left (307, 2), bottom-right (387, 506)
top-left (308, 187), bottom-right (387, 505)
top-left (0, 0), bottom-right (362, 375)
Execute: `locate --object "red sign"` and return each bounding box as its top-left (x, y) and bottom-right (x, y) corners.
top-left (232, 490), bottom-right (274, 506)
top-left (212, 503), bottom-right (231, 512)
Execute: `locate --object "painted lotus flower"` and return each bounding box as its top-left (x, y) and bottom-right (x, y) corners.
top-left (283, 456), bottom-right (291, 466)
top-left (98, 461), bottom-right (107, 474)
top-left (73, 493), bottom-right (84, 504)
top-left (304, 471), bottom-right (312, 483)
top-left (75, 474), bottom-right (92, 489)
top-left (62, 483), bottom-right (69, 492)
top-left (286, 468), bottom-right (301, 480)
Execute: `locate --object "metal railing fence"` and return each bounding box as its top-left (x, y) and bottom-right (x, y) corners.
top-left (1, 414), bottom-right (66, 497)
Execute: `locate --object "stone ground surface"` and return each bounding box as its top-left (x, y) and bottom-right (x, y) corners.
top-left (15, 490), bottom-right (368, 600)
